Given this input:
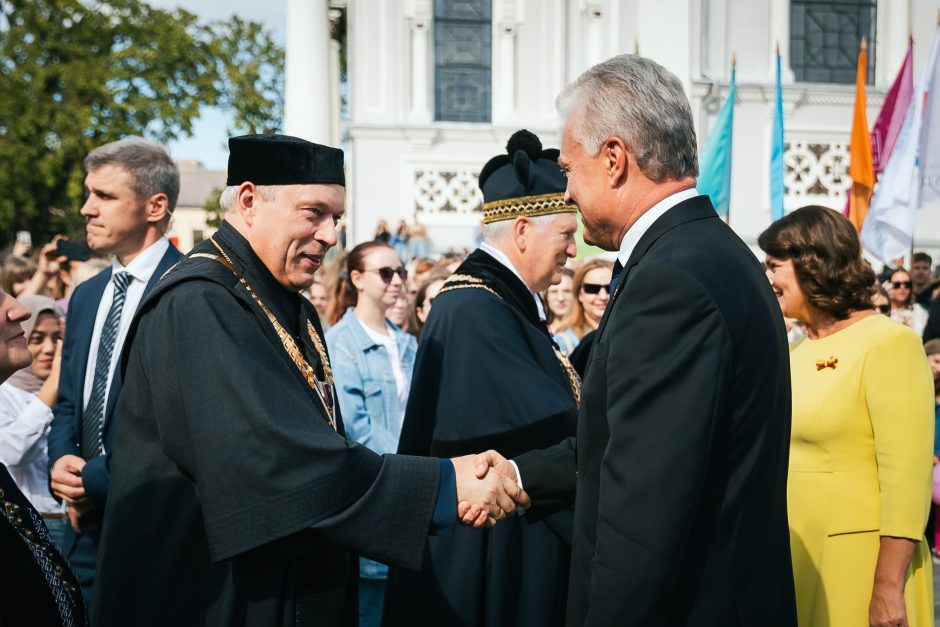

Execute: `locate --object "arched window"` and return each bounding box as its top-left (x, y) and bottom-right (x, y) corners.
top-left (790, 0), bottom-right (877, 84)
top-left (434, 0), bottom-right (492, 122)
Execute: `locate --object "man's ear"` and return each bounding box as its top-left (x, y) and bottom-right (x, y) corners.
top-left (144, 193), bottom-right (169, 226)
top-left (602, 136), bottom-right (629, 188)
top-left (513, 217), bottom-right (530, 253)
top-left (236, 183), bottom-right (258, 227)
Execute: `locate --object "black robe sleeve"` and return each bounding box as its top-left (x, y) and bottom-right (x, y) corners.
top-left (111, 279), bottom-right (439, 567)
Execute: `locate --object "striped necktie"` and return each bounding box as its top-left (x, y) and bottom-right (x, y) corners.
top-left (81, 271), bottom-right (131, 458)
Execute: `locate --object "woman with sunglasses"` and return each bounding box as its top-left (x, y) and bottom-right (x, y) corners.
top-left (554, 259), bottom-right (613, 354)
top-left (324, 240), bottom-right (416, 627)
top-left (888, 268), bottom-right (929, 337)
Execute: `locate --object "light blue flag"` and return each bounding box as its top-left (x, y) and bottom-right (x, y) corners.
top-left (697, 64), bottom-right (736, 217)
top-left (769, 50), bottom-right (785, 221)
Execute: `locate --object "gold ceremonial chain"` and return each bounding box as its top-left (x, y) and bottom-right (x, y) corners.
top-left (437, 275), bottom-right (582, 407)
top-left (195, 240), bottom-right (337, 431)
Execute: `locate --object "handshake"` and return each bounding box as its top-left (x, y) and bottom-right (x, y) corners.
top-left (451, 450), bottom-right (527, 529)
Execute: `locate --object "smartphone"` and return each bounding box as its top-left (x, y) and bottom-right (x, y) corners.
top-left (55, 239), bottom-right (91, 262)
top-left (15, 231), bottom-right (31, 246)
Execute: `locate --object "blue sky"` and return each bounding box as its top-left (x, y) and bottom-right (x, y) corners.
top-left (146, 0), bottom-right (286, 169)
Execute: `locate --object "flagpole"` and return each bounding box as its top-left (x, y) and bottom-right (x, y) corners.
top-left (727, 52), bottom-right (736, 227)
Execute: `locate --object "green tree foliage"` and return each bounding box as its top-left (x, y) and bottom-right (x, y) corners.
top-left (203, 185), bottom-right (224, 229)
top-left (0, 0), bottom-right (283, 246)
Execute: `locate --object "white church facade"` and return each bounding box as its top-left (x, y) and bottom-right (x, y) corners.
top-left (276, 0), bottom-right (940, 261)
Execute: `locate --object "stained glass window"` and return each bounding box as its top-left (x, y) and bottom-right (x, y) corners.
top-left (434, 0), bottom-right (491, 122)
top-left (790, 0), bottom-right (877, 84)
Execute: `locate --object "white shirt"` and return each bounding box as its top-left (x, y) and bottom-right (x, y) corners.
top-left (82, 237), bottom-right (170, 412)
top-left (0, 382), bottom-right (64, 514)
top-left (359, 320), bottom-right (410, 427)
top-left (616, 188), bottom-right (701, 268)
top-left (479, 241), bottom-right (547, 321)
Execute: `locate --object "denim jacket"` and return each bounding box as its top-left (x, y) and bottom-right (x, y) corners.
top-left (325, 308), bottom-right (417, 579)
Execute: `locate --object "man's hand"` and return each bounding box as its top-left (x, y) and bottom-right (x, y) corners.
top-left (50, 455), bottom-right (88, 506)
top-left (451, 451), bottom-right (529, 529)
top-left (66, 505), bottom-right (100, 534)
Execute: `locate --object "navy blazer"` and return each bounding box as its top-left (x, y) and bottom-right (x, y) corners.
top-left (47, 244), bottom-right (181, 553)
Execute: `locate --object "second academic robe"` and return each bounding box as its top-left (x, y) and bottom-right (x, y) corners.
top-left (384, 249), bottom-right (577, 627)
top-left (92, 223), bottom-right (444, 627)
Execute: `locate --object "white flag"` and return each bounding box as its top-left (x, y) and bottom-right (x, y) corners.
top-left (862, 29), bottom-right (940, 266)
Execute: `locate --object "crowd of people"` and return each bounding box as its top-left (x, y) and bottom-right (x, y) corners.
top-left (0, 53), bottom-right (939, 627)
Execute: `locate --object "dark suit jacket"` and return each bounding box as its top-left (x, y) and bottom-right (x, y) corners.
top-left (47, 243), bottom-right (181, 559)
top-left (516, 195), bottom-right (797, 627)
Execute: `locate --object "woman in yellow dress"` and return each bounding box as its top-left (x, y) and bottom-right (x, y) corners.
top-left (759, 206), bottom-right (934, 627)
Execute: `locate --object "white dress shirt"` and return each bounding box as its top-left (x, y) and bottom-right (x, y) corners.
top-left (82, 237), bottom-right (170, 412)
top-left (479, 241), bottom-right (547, 321)
top-left (615, 188), bottom-right (701, 269)
top-left (0, 382), bottom-right (64, 514)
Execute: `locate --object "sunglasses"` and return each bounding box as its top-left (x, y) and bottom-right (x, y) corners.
top-left (365, 266), bottom-right (407, 283)
top-left (581, 283), bottom-right (610, 295)
top-left (892, 281), bottom-right (912, 289)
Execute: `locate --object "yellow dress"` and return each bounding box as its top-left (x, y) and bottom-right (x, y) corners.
top-left (788, 314), bottom-right (935, 627)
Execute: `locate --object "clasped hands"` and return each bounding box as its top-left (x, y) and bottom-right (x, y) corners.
top-left (451, 450), bottom-right (526, 529)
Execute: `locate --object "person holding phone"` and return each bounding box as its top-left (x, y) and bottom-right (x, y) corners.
top-left (0, 296), bottom-right (66, 548)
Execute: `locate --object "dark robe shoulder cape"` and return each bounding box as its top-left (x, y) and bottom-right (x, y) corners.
top-left (384, 249), bottom-right (577, 627)
top-left (92, 222), bottom-right (441, 627)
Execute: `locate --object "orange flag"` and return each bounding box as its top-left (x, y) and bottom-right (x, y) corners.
top-left (847, 38), bottom-right (875, 234)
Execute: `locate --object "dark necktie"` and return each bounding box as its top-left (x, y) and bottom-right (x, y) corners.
top-left (609, 259), bottom-right (624, 296)
top-left (81, 271), bottom-right (131, 458)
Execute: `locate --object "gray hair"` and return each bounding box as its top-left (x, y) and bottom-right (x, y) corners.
top-left (557, 55), bottom-right (698, 182)
top-left (218, 185), bottom-right (278, 213)
top-left (482, 213), bottom-right (559, 244)
top-left (84, 137), bottom-right (181, 211)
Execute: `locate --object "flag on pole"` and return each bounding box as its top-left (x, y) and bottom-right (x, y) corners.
top-left (862, 26), bottom-right (940, 267)
top-left (845, 38), bottom-right (874, 234)
top-left (870, 37), bottom-right (914, 173)
top-left (769, 44), bottom-right (785, 221)
top-left (697, 58), bottom-right (736, 218)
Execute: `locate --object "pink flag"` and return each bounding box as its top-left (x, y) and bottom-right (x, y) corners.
top-left (871, 39), bottom-right (914, 173)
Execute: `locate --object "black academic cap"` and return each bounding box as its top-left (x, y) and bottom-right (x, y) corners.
top-left (226, 134), bottom-right (345, 187)
top-left (478, 129), bottom-right (575, 224)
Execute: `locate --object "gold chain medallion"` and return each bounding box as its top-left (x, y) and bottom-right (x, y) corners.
top-left (202, 241), bottom-right (337, 431)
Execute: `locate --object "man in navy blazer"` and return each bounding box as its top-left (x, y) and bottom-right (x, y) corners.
top-left (47, 137), bottom-right (182, 607)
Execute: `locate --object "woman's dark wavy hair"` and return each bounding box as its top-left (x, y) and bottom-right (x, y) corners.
top-left (758, 205), bottom-right (875, 320)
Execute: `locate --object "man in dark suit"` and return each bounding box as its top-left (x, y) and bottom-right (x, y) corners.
top-left (472, 55), bottom-right (797, 626)
top-left (47, 137), bottom-right (184, 607)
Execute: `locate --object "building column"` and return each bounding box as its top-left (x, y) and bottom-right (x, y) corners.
top-left (584, 1), bottom-right (605, 68)
top-left (409, 18), bottom-right (432, 122)
top-left (284, 0), bottom-right (332, 143)
top-left (769, 0), bottom-right (795, 82)
top-left (493, 21), bottom-right (517, 125)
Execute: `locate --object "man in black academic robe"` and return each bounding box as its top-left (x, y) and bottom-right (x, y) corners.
top-left (91, 134), bottom-right (528, 627)
top-left (385, 131), bottom-right (579, 627)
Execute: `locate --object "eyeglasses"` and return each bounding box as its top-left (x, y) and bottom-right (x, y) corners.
top-left (581, 283), bottom-right (610, 295)
top-left (891, 281), bottom-right (912, 289)
top-left (365, 266), bottom-right (407, 283)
